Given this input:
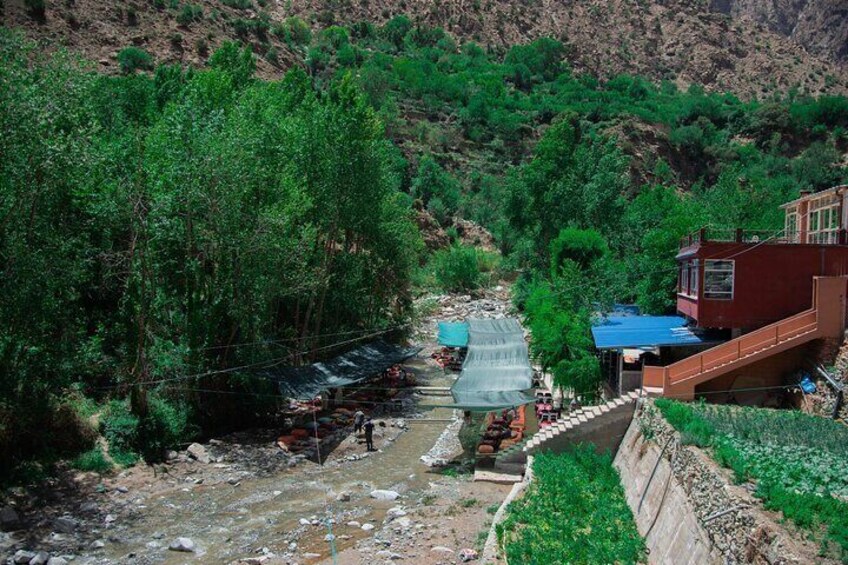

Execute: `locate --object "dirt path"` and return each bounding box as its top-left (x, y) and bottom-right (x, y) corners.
top-left (1, 288), bottom-right (515, 565)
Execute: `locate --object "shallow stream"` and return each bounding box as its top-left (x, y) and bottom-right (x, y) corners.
top-left (101, 358), bottom-right (457, 564)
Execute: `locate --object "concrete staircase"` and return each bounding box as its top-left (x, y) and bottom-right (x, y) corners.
top-left (492, 392), bottom-right (640, 474)
top-left (522, 391), bottom-right (640, 454)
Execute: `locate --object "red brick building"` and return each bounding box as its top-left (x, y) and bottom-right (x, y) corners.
top-left (644, 186), bottom-right (848, 400)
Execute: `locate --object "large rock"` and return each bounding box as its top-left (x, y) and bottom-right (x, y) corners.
top-left (12, 550), bottom-right (35, 564)
top-left (52, 516), bottom-right (78, 534)
top-left (459, 548), bottom-right (479, 561)
top-left (0, 506), bottom-right (21, 531)
top-left (168, 537), bottom-right (196, 552)
top-left (186, 443), bottom-right (211, 463)
top-left (46, 558), bottom-right (68, 565)
top-left (370, 490), bottom-right (400, 501)
top-left (29, 552), bottom-right (50, 565)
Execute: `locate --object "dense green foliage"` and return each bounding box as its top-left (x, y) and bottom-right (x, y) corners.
top-left (431, 245), bottom-right (482, 292)
top-left (0, 31), bottom-right (420, 476)
top-left (4, 15), bottom-right (848, 479)
top-left (498, 447), bottom-right (645, 564)
top-left (118, 46), bottom-right (154, 74)
top-left (656, 400), bottom-right (848, 560)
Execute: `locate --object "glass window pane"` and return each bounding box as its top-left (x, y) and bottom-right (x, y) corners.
top-left (704, 260), bottom-right (733, 299)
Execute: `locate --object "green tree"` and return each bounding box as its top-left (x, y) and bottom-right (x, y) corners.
top-left (208, 41), bottom-right (255, 88)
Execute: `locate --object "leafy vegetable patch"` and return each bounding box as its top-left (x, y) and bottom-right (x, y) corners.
top-left (655, 400), bottom-right (848, 560)
top-left (498, 445), bottom-right (645, 564)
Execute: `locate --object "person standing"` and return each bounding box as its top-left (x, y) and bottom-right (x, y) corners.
top-left (353, 409), bottom-right (365, 435)
top-left (364, 417), bottom-right (375, 452)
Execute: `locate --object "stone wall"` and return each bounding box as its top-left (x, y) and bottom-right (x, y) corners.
top-left (614, 400), bottom-right (809, 564)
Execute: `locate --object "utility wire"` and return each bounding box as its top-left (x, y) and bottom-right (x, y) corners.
top-left (95, 325), bottom-right (413, 390)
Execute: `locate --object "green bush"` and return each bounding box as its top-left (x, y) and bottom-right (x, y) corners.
top-left (100, 394), bottom-right (193, 463)
top-left (499, 446), bottom-right (645, 563)
top-left (71, 447), bottom-right (112, 473)
top-left (273, 16), bottom-right (311, 46)
top-left (432, 245), bottom-right (481, 292)
top-left (221, 0), bottom-right (252, 8)
top-left (176, 4), bottom-right (203, 26)
top-left (117, 47), bottom-right (154, 74)
top-left (101, 399), bottom-right (140, 457)
top-left (138, 394), bottom-right (193, 461)
top-left (24, 0), bottom-right (45, 19)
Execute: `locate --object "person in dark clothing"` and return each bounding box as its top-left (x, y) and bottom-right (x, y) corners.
top-left (353, 410), bottom-right (365, 434)
top-left (364, 418), bottom-right (375, 451)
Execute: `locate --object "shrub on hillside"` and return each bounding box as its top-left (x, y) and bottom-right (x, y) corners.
top-left (24, 0), bottom-right (45, 20)
top-left (118, 47), bottom-right (154, 74)
top-left (100, 394), bottom-right (193, 464)
top-left (432, 245), bottom-right (481, 292)
top-left (71, 447), bottom-right (112, 473)
top-left (176, 4), bottom-right (203, 26)
top-left (273, 17), bottom-right (311, 46)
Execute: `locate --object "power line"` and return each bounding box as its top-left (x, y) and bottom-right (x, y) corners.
top-left (95, 325), bottom-right (412, 390)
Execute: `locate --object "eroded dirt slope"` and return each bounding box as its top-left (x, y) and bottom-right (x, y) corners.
top-left (4, 0), bottom-right (847, 98)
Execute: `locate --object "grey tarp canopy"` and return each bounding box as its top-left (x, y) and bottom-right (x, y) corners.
top-left (258, 340), bottom-right (421, 400)
top-left (444, 389), bottom-right (536, 411)
top-left (440, 317), bottom-right (535, 410)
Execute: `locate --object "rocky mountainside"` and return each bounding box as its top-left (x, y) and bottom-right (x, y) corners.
top-left (3, 0), bottom-right (847, 97)
top-left (709, 0), bottom-right (848, 63)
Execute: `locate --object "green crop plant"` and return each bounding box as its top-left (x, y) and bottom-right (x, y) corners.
top-left (655, 400), bottom-right (848, 560)
top-left (499, 446), bottom-right (645, 563)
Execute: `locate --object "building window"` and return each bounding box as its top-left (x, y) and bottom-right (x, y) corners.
top-left (703, 260), bottom-right (734, 299)
top-left (807, 194), bottom-right (840, 244)
top-left (689, 259), bottom-right (699, 296)
top-left (785, 211), bottom-right (799, 243)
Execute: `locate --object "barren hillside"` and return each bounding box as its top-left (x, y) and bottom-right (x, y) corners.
top-left (3, 0), bottom-right (847, 98)
top-left (711, 0), bottom-right (848, 63)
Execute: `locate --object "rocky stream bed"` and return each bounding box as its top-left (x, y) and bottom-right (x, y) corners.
top-left (1, 288), bottom-right (515, 565)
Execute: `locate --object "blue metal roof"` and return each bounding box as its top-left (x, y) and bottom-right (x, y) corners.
top-left (591, 315), bottom-right (707, 350)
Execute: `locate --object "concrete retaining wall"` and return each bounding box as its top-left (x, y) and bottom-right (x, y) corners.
top-left (614, 400), bottom-right (811, 565)
top-left (614, 412), bottom-right (722, 564)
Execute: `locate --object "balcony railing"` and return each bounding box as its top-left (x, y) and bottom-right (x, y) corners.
top-left (680, 227), bottom-right (847, 249)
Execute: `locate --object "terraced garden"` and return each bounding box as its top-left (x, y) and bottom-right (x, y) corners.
top-left (655, 399), bottom-right (848, 561)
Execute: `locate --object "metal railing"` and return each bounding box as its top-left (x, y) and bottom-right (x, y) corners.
top-left (643, 309), bottom-right (820, 391)
top-left (679, 227), bottom-right (847, 248)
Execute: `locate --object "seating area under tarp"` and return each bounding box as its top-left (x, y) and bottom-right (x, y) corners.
top-left (259, 340), bottom-right (422, 400)
top-left (440, 318), bottom-right (536, 411)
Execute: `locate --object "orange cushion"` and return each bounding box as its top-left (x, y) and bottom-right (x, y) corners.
top-left (477, 444), bottom-right (495, 454)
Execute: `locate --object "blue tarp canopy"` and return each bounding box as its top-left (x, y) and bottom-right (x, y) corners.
top-left (591, 315), bottom-right (709, 350)
top-left (437, 322), bottom-right (469, 348)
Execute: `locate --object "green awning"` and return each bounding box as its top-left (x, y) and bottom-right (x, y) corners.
top-left (258, 340), bottom-right (421, 400)
top-left (433, 389), bottom-right (536, 411)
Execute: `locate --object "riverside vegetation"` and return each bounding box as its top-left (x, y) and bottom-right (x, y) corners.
top-left (656, 400), bottom-right (848, 561)
top-left (497, 447), bottom-right (645, 564)
top-left (2, 17), bottom-right (848, 479)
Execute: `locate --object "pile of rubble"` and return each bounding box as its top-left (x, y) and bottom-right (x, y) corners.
top-left (420, 415), bottom-right (463, 467)
top-left (412, 285), bottom-right (514, 351)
